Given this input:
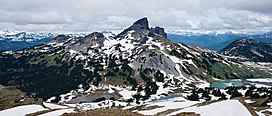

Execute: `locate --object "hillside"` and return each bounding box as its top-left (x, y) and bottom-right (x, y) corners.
top-left (220, 38), bottom-right (272, 62)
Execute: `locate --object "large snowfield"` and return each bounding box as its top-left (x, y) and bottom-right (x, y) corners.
top-left (0, 105), bottom-right (46, 116)
top-left (0, 103), bottom-right (72, 116)
top-left (168, 100), bottom-right (251, 116)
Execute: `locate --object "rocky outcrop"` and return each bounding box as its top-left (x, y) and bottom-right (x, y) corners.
top-left (150, 27), bottom-right (167, 38)
top-left (115, 17), bottom-right (150, 39)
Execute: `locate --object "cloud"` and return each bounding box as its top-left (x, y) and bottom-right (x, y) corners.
top-left (6, 12), bottom-right (68, 25)
top-left (0, 0), bottom-right (271, 32)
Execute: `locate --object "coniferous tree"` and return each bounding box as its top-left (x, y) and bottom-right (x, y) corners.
top-left (188, 91), bottom-right (199, 101)
top-left (230, 89), bottom-right (242, 99)
top-left (212, 89), bottom-right (222, 97)
top-left (202, 90), bottom-right (211, 101)
top-left (219, 93), bottom-right (227, 100)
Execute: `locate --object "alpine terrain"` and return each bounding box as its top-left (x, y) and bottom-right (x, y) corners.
top-left (0, 18), bottom-right (272, 116)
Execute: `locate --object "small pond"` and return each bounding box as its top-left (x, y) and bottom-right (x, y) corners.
top-left (211, 79), bottom-right (244, 89)
top-left (68, 93), bottom-right (115, 104)
top-left (211, 78), bottom-right (272, 89)
top-left (149, 93), bottom-right (183, 104)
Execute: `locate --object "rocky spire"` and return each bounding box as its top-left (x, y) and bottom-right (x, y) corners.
top-left (128, 17), bottom-right (150, 31)
top-left (150, 27), bottom-right (167, 38)
top-left (115, 17), bottom-right (167, 39)
top-left (115, 17), bottom-right (150, 39)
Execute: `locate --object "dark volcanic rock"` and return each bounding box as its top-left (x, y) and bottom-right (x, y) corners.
top-left (115, 17), bottom-right (150, 39)
top-left (150, 27), bottom-right (167, 38)
top-left (116, 17), bottom-right (167, 39)
top-left (129, 17), bottom-right (150, 31)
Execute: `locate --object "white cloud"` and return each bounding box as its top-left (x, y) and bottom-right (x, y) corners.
top-left (0, 0), bottom-right (271, 32)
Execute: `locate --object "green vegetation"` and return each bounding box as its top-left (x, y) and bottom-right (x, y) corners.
top-left (28, 53), bottom-right (59, 66)
top-left (0, 53), bottom-right (95, 99)
top-left (105, 58), bottom-right (137, 86)
top-left (192, 54), bottom-right (272, 82)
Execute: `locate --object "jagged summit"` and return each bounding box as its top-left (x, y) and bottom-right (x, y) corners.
top-left (130, 17), bottom-right (150, 31)
top-left (150, 27), bottom-right (167, 38)
top-left (115, 17), bottom-right (166, 39)
top-left (115, 17), bottom-right (149, 39)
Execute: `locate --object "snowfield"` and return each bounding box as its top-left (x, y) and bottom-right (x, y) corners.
top-left (168, 100), bottom-right (251, 116)
top-left (127, 96), bottom-right (199, 115)
top-left (247, 78), bottom-right (272, 83)
top-left (43, 102), bottom-right (69, 109)
top-left (0, 105), bottom-right (45, 116)
top-left (0, 103), bottom-right (72, 116)
top-left (39, 109), bottom-right (75, 116)
top-left (119, 89), bottom-right (137, 99)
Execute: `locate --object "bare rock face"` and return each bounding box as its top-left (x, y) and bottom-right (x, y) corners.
top-left (150, 27), bottom-right (167, 38)
top-left (115, 17), bottom-right (167, 41)
top-left (129, 17), bottom-right (150, 31)
top-left (115, 17), bottom-right (150, 39)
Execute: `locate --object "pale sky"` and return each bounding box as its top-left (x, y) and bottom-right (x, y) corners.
top-left (0, 0), bottom-right (272, 32)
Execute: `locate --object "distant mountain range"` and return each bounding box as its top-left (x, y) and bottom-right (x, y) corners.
top-left (168, 32), bottom-right (272, 51)
top-left (0, 31), bottom-right (56, 50)
top-left (0, 30), bottom-right (116, 51)
top-left (1, 29), bottom-right (272, 52)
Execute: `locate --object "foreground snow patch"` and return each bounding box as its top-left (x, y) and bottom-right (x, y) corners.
top-left (0, 105), bottom-right (45, 116)
top-left (43, 102), bottom-right (69, 109)
top-left (137, 97), bottom-right (198, 115)
top-left (168, 100), bottom-right (251, 116)
top-left (39, 108), bottom-right (75, 116)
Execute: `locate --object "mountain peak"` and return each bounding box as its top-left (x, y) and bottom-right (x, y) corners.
top-left (115, 17), bottom-right (150, 39)
top-left (131, 17), bottom-right (149, 30)
top-left (115, 17), bottom-right (167, 39)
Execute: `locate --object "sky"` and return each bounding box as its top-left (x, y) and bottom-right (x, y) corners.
top-left (0, 0), bottom-right (272, 33)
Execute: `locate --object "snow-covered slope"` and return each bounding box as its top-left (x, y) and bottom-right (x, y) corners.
top-left (168, 100), bottom-right (251, 116)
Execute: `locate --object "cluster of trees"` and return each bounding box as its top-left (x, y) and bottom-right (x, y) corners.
top-left (187, 87), bottom-right (227, 101)
top-left (188, 86), bottom-right (272, 102)
top-left (244, 86), bottom-right (272, 99)
top-left (132, 81), bottom-right (159, 102)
